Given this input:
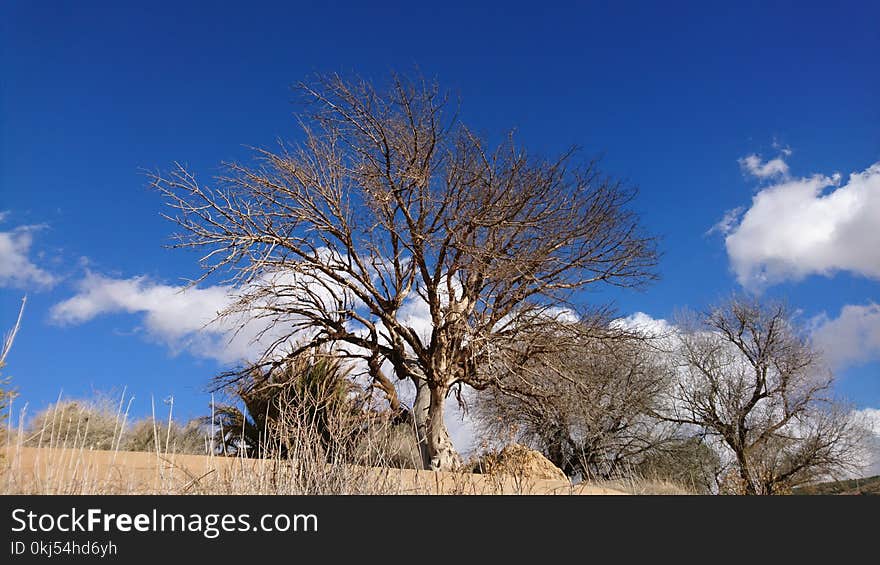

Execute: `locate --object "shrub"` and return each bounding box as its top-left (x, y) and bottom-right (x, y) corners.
top-left (122, 418), bottom-right (209, 455)
top-left (25, 398), bottom-right (123, 451)
top-left (24, 394), bottom-right (209, 455)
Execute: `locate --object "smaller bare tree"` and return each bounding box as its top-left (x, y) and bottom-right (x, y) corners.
top-left (476, 325), bottom-right (678, 480)
top-left (662, 296), bottom-right (866, 495)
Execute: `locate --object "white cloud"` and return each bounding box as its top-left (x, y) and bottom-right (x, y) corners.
top-left (811, 303), bottom-right (880, 370)
top-left (739, 154), bottom-right (790, 179)
top-left (707, 206), bottom-right (744, 236)
top-left (858, 408), bottom-right (880, 435)
top-left (0, 225), bottom-right (57, 289)
top-left (50, 273), bottom-right (269, 364)
top-left (722, 161), bottom-right (880, 289)
top-left (51, 262), bottom-right (380, 365)
top-left (852, 408), bottom-right (880, 477)
top-left (612, 311), bottom-right (673, 337)
top-left (772, 142), bottom-right (793, 158)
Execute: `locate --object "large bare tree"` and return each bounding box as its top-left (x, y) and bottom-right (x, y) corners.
top-left (151, 73), bottom-right (657, 470)
top-left (662, 296), bottom-right (866, 494)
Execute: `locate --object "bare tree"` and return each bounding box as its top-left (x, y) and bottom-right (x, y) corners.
top-left (476, 327), bottom-right (678, 479)
top-left (151, 73), bottom-right (657, 470)
top-left (662, 296), bottom-right (866, 494)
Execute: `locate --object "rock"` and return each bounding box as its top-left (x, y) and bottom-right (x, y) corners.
top-left (471, 444), bottom-right (568, 482)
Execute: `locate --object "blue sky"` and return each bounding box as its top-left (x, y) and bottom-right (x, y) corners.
top-left (1, 0), bottom-right (879, 425)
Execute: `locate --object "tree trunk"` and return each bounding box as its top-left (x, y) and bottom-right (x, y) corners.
top-left (412, 378), bottom-right (461, 471)
top-left (736, 451), bottom-right (757, 495)
top-left (412, 377), bottom-right (432, 469)
top-left (426, 385), bottom-right (462, 471)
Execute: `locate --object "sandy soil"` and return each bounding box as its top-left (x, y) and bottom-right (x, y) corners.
top-left (1, 446), bottom-right (626, 495)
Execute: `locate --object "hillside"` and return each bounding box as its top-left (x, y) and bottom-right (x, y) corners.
top-left (793, 475), bottom-right (880, 495)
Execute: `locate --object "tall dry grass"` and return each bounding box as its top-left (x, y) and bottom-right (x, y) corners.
top-left (2, 390), bottom-right (404, 494)
top-left (2, 391), bottom-right (601, 495)
top-left (2, 389), bottom-right (697, 495)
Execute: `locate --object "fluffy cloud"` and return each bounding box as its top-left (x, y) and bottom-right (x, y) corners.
top-left (812, 303), bottom-right (880, 369)
top-left (720, 161), bottom-right (880, 289)
top-left (739, 154), bottom-right (790, 179)
top-left (51, 273), bottom-right (269, 364)
top-left (612, 311), bottom-right (673, 337)
top-left (0, 223), bottom-right (57, 289)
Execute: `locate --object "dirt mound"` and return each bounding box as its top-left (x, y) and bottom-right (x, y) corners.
top-left (472, 444), bottom-right (568, 482)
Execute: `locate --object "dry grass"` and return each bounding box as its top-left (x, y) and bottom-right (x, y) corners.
top-left (591, 476), bottom-right (697, 495)
top-left (2, 390), bottom-right (701, 495)
top-left (1, 446), bottom-right (629, 495)
top-left (1, 393), bottom-right (630, 495)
